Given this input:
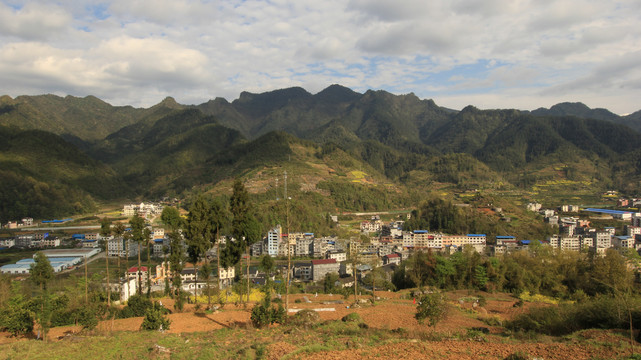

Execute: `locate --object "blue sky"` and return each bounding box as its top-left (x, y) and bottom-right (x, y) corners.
top-left (0, 0), bottom-right (640, 114)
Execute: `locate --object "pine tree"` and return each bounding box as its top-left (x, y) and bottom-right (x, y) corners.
top-left (30, 252), bottom-right (54, 342)
top-left (230, 178), bottom-right (262, 303)
top-left (186, 195), bottom-right (215, 302)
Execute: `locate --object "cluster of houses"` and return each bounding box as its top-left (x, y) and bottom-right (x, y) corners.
top-left (527, 203), bottom-right (641, 255)
top-left (122, 202), bottom-right (164, 219)
top-left (1, 217), bottom-right (33, 229)
top-left (0, 233), bottom-right (61, 249)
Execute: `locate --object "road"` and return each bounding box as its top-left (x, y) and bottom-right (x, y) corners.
top-left (21, 225), bottom-right (102, 231)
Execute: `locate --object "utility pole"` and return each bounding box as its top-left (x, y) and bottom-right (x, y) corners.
top-left (285, 171), bottom-right (291, 313)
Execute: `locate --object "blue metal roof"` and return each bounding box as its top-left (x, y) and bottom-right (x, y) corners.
top-left (584, 208), bottom-right (631, 215)
top-left (496, 236), bottom-right (515, 239)
top-left (467, 234), bottom-right (486, 237)
top-left (414, 230), bottom-right (428, 233)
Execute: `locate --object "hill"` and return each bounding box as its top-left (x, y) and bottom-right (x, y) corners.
top-left (3, 85), bottom-right (641, 224)
top-left (0, 126), bottom-right (129, 223)
top-left (531, 101), bottom-right (641, 133)
top-left (0, 94), bottom-right (184, 141)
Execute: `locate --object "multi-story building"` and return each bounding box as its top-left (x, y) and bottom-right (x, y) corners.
top-left (626, 226), bottom-right (641, 238)
top-left (0, 238), bottom-right (15, 248)
top-left (153, 238), bottom-right (170, 257)
top-left (293, 263), bottom-right (312, 280)
top-left (559, 236), bottom-right (582, 251)
top-left (327, 250), bottom-right (347, 262)
top-left (294, 233), bottom-right (314, 257)
top-left (267, 225), bottom-right (282, 257)
top-left (107, 237), bottom-right (139, 257)
top-left (153, 228), bottom-right (165, 239)
top-left (592, 231), bottom-right (612, 249)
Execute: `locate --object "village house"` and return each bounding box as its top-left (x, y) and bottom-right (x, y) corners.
top-left (383, 253), bottom-right (401, 265)
top-left (219, 266), bottom-right (235, 288)
top-left (311, 259), bottom-right (340, 282)
top-left (293, 262), bottom-right (312, 281)
top-left (327, 250), bottom-right (346, 262)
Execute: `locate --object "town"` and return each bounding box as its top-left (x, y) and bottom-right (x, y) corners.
top-left (3, 195), bottom-right (641, 304)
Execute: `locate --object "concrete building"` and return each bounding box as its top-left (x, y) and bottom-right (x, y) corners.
top-left (311, 259), bottom-right (339, 282)
top-left (592, 231), bottom-right (612, 249)
top-left (107, 237), bottom-right (139, 257)
top-left (267, 225), bottom-right (282, 257)
top-left (327, 250), bottom-right (346, 262)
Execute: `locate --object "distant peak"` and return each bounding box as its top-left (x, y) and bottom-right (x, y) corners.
top-left (315, 84), bottom-right (361, 102)
top-left (549, 102), bottom-right (590, 111)
top-left (0, 95), bottom-right (14, 103)
top-left (157, 96), bottom-right (181, 109)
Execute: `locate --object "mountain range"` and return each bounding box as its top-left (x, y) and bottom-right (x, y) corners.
top-left (1, 85), bottom-right (640, 226)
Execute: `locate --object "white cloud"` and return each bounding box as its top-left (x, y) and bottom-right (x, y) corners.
top-left (0, 0), bottom-right (638, 114)
top-left (0, 2), bottom-right (72, 40)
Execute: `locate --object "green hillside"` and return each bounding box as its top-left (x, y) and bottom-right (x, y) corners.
top-left (0, 126), bottom-right (129, 223)
top-left (2, 85), bottom-right (641, 225)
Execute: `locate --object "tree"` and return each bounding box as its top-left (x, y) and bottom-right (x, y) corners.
top-left (230, 178), bottom-right (262, 303)
top-left (323, 272), bottom-right (339, 293)
top-left (140, 303), bottom-right (171, 331)
top-left (168, 232), bottom-right (185, 310)
top-left (259, 254), bottom-right (275, 294)
top-left (250, 295), bottom-right (285, 328)
top-left (415, 292), bottom-right (447, 327)
top-left (130, 213), bottom-right (146, 294)
top-left (31, 252), bottom-right (54, 291)
top-left (161, 206), bottom-right (183, 231)
top-left (407, 250), bottom-right (436, 289)
top-left (100, 217), bottom-right (112, 306)
top-left (186, 195), bottom-right (215, 301)
top-left (30, 252), bottom-right (54, 341)
top-left (210, 198), bottom-right (230, 299)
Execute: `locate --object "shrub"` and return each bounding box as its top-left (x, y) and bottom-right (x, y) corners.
top-left (0, 307), bottom-right (34, 336)
top-left (479, 315), bottom-right (502, 327)
top-left (506, 295), bottom-right (641, 336)
top-left (341, 312), bottom-right (362, 323)
top-left (140, 303), bottom-right (171, 331)
top-left (251, 296), bottom-right (285, 328)
top-left (415, 292), bottom-right (447, 327)
top-left (504, 352), bottom-right (530, 360)
top-left (77, 306), bottom-right (99, 330)
top-left (125, 294), bottom-right (153, 317)
top-left (289, 309), bottom-right (321, 328)
top-left (50, 309), bottom-right (74, 327)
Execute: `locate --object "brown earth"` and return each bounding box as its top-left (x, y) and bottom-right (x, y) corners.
top-left (1, 291), bottom-right (633, 359)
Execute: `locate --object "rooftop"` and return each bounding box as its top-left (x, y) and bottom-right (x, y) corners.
top-left (584, 208), bottom-right (631, 215)
top-left (311, 259), bottom-right (337, 265)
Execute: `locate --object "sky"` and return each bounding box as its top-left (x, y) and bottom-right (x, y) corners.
top-left (0, 0), bottom-right (640, 114)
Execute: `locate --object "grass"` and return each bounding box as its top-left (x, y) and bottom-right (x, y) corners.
top-left (0, 313), bottom-right (632, 360)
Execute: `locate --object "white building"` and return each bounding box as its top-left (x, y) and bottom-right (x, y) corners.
top-left (327, 250), bottom-right (347, 262)
top-left (267, 225), bottom-right (282, 257)
top-left (107, 237), bottom-right (139, 257)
